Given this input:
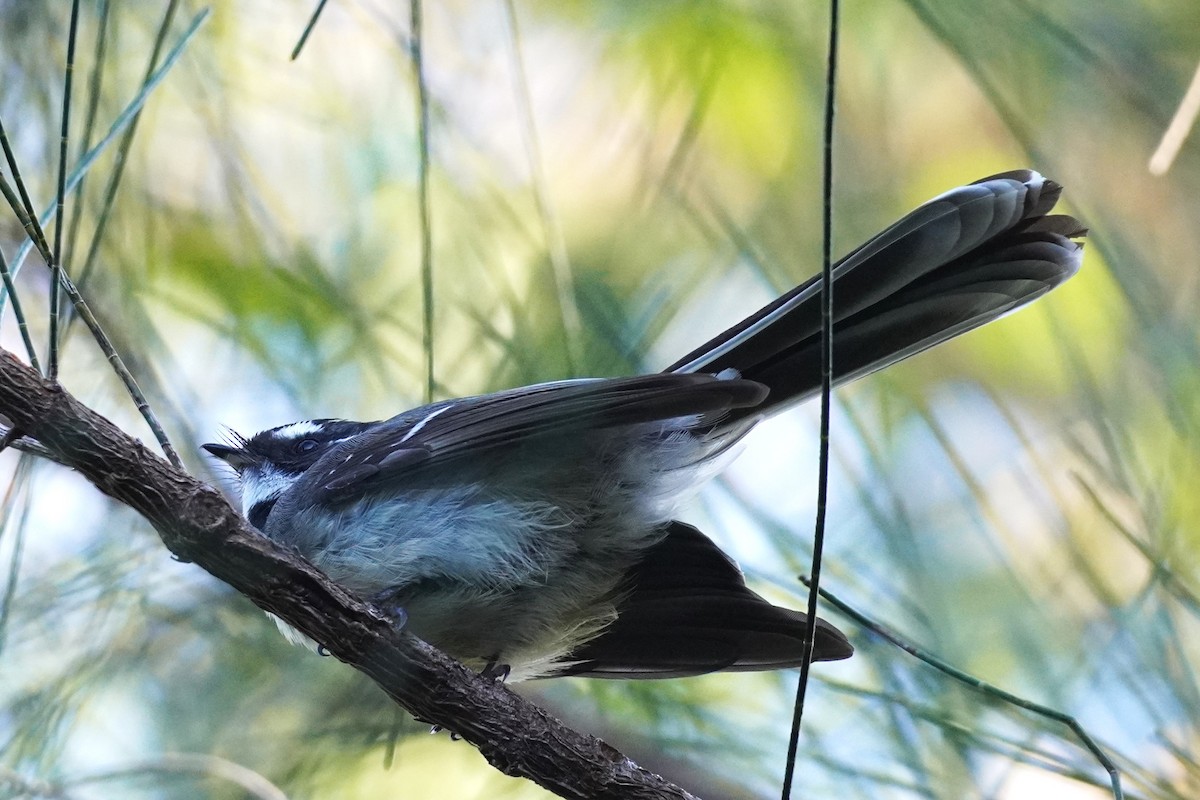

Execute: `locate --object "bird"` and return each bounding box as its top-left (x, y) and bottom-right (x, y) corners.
top-left (203, 169), bottom-right (1084, 682)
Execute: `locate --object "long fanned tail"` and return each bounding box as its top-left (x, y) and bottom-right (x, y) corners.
top-left (668, 170), bottom-right (1085, 419)
top-left (556, 170), bottom-right (1083, 679)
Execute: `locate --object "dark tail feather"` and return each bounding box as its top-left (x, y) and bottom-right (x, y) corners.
top-left (550, 522), bottom-right (853, 679)
top-left (666, 170), bottom-right (1085, 418)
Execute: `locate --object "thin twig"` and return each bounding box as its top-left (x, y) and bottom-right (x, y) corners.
top-left (1150, 57), bottom-right (1200, 175)
top-left (72, 0), bottom-right (181, 309)
top-left (49, 0), bottom-right (82, 380)
top-left (805, 581), bottom-right (1125, 800)
top-left (64, 0), bottom-right (111, 270)
top-left (0, 121), bottom-right (54, 260)
top-left (782, 2), bottom-right (838, 797)
top-left (0, 8), bottom-right (207, 469)
top-left (0, 127), bottom-right (57, 369)
top-left (3, 8), bottom-right (208, 283)
top-left (0, 248), bottom-right (39, 371)
top-left (292, 0), bottom-right (331, 61)
top-left (64, 270), bottom-right (183, 467)
top-left (48, 0), bottom-right (83, 381)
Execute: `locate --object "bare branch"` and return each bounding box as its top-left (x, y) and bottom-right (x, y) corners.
top-left (0, 348), bottom-right (698, 800)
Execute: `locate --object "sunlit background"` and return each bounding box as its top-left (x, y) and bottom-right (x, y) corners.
top-left (1, 1), bottom-right (1198, 798)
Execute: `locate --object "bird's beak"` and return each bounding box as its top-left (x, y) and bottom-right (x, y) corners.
top-left (202, 442), bottom-right (256, 471)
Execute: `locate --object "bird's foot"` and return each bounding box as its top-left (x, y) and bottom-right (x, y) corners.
top-left (480, 656), bottom-right (511, 683)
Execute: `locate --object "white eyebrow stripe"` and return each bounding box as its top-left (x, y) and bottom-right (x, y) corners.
top-left (271, 421), bottom-right (322, 439)
top-left (399, 404), bottom-right (454, 444)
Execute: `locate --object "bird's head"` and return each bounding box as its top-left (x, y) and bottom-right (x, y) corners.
top-left (203, 419), bottom-right (372, 528)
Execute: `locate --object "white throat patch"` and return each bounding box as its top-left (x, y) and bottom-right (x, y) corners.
top-left (240, 462), bottom-right (299, 517)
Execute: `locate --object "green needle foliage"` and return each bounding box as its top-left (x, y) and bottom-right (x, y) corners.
top-left (1, 1), bottom-right (1198, 798)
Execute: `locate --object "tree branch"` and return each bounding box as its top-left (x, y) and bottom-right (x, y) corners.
top-left (0, 347), bottom-right (698, 800)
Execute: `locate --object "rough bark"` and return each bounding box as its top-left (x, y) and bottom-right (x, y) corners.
top-left (0, 348), bottom-right (698, 800)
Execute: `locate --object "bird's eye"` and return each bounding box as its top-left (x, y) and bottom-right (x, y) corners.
top-left (297, 439), bottom-right (318, 454)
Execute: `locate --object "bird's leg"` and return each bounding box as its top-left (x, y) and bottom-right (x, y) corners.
top-left (384, 604), bottom-right (409, 631)
top-left (480, 656), bottom-right (511, 683)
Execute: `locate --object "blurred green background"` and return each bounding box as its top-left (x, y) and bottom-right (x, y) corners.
top-left (1, 1), bottom-right (1198, 798)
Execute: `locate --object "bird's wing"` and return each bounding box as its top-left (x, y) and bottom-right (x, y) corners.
top-left (549, 521), bottom-right (853, 679)
top-left (290, 374), bottom-right (767, 505)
